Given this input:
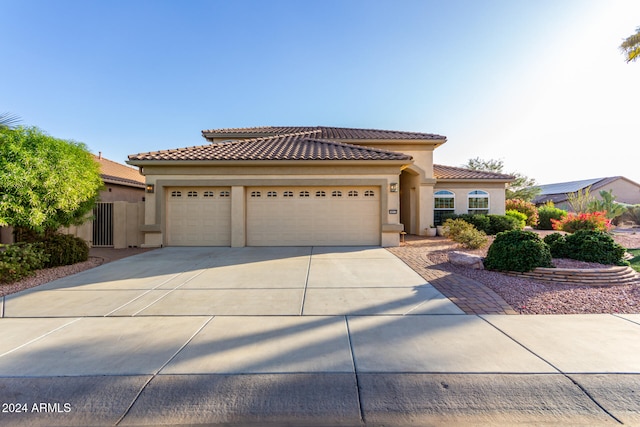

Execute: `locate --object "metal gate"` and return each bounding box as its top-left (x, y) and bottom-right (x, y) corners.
top-left (92, 202), bottom-right (114, 247)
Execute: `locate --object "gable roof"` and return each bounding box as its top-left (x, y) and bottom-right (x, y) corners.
top-left (433, 164), bottom-right (515, 181)
top-left (94, 154), bottom-right (145, 188)
top-left (202, 126), bottom-right (446, 141)
top-left (531, 176), bottom-right (636, 205)
top-left (128, 131), bottom-right (412, 163)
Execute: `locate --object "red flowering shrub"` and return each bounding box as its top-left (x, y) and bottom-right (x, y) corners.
top-left (551, 211), bottom-right (611, 233)
top-left (505, 199), bottom-right (538, 226)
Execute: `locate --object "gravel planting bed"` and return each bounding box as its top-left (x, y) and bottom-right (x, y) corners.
top-left (411, 230), bottom-right (640, 315)
top-left (1, 257), bottom-right (104, 297)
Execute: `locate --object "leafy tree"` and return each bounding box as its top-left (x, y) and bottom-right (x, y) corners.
top-left (0, 126), bottom-right (103, 233)
top-left (620, 26), bottom-right (640, 63)
top-left (463, 157), bottom-right (540, 201)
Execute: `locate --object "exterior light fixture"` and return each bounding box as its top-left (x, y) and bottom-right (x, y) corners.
top-left (146, 184), bottom-right (155, 193)
top-left (390, 182), bottom-right (398, 192)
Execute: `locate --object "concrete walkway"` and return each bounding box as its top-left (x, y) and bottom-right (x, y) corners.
top-left (0, 247), bottom-right (639, 426)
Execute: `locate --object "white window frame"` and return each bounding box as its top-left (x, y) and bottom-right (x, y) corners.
top-left (468, 190), bottom-right (489, 214)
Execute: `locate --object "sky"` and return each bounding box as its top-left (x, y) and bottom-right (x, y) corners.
top-left (2, 0), bottom-right (639, 186)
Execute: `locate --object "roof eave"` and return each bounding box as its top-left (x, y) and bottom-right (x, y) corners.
top-left (127, 159), bottom-right (412, 167)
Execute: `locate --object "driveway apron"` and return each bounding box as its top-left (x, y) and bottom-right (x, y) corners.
top-left (0, 247), bottom-right (638, 426)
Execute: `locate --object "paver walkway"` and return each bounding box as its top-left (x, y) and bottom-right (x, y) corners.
top-left (388, 236), bottom-right (518, 315)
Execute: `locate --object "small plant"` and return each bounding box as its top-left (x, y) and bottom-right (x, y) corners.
top-left (442, 218), bottom-right (488, 249)
top-left (505, 199), bottom-right (539, 227)
top-left (0, 242), bottom-right (49, 283)
top-left (536, 203), bottom-right (567, 230)
top-left (484, 230), bottom-right (553, 272)
top-left (551, 211), bottom-right (611, 233)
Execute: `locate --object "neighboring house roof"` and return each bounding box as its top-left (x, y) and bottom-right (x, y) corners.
top-left (129, 132), bottom-right (412, 162)
top-left (94, 154), bottom-right (146, 188)
top-left (531, 176), bottom-right (629, 204)
top-left (202, 126), bottom-right (446, 141)
top-left (433, 164), bottom-right (515, 181)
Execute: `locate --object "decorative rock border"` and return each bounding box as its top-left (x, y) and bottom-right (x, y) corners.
top-left (505, 266), bottom-right (639, 287)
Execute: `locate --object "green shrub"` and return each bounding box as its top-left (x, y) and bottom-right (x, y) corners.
top-left (37, 234), bottom-right (89, 268)
top-left (505, 199), bottom-right (539, 226)
top-left (543, 232), bottom-right (569, 258)
top-left (562, 230), bottom-right (628, 266)
top-left (446, 213), bottom-right (520, 235)
top-left (0, 243), bottom-right (49, 283)
top-left (505, 210), bottom-right (527, 229)
top-left (442, 218), bottom-right (488, 249)
top-left (484, 230), bottom-right (553, 272)
top-left (536, 204), bottom-right (567, 230)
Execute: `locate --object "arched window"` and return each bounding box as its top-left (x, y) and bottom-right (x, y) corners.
top-left (315, 190), bottom-right (326, 197)
top-left (468, 190), bottom-right (489, 214)
top-left (434, 190), bottom-right (455, 225)
top-left (331, 190), bottom-right (342, 197)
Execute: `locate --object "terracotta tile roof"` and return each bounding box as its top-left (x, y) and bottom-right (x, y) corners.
top-left (128, 132), bottom-right (412, 162)
top-left (94, 155), bottom-right (145, 187)
top-left (434, 164), bottom-right (514, 181)
top-left (201, 126), bottom-right (446, 141)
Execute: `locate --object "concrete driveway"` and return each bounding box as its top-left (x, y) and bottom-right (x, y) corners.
top-left (1, 247), bottom-right (640, 426)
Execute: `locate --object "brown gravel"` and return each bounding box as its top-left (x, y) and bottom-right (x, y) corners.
top-left (405, 230), bottom-right (640, 315)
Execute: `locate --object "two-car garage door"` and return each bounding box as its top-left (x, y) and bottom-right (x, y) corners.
top-left (246, 186), bottom-right (380, 246)
top-left (166, 186), bottom-right (380, 246)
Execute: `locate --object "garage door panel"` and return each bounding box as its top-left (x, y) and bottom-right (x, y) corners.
top-left (167, 187), bottom-right (231, 246)
top-left (247, 186), bottom-right (380, 246)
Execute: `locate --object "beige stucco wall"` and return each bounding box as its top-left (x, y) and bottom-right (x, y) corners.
top-left (99, 183), bottom-right (145, 203)
top-left (434, 182), bottom-right (509, 215)
top-left (138, 162), bottom-right (406, 247)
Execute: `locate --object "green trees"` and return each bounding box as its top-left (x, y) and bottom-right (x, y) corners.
top-left (0, 126), bottom-right (103, 233)
top-left (463, 157), bottom-right (540, 201)
top-left (620, 27), bottom-right (640, 63)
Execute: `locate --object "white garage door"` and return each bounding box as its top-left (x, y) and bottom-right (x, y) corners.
top-left (166, 187), bottom-right (231, 246)
top-left (246, 186), bottom-right (380, 246)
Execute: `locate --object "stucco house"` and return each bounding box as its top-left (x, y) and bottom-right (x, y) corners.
top-left (127, 126), bottom-right (513, 248)
top-left (532, 176), bottom-right (640, 211)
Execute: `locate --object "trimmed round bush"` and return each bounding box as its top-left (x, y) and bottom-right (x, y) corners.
top-left (487, 214), bottom-right (521, 234)
top-left (484, 230), bottom-right (553, 272)
top-left (563, 230), bottom-right (628, 266)
top-left (38, 233), bottom-right (89, 268)
top-left (536, 205), bottom-right (567, 230)
top-left (543, 232), bottom-right (569, 258)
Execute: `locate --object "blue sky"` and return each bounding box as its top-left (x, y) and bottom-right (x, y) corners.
top-left (2, 0), bottom-right (639, 185)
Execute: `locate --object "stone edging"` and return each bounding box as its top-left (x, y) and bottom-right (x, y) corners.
top-left (504, 266), bottom-right (639, 286)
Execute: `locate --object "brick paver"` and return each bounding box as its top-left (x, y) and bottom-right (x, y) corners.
top-left (388, 237), bottom-right (518, 315)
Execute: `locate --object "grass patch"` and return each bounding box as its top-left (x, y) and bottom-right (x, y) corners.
top-left (629, 249), bottom-right (640, 272)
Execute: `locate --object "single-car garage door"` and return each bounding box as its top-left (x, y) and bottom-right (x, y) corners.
top-left (166, 187), bottom-right (231, 246)
top-left (246, 186), bottom-right (380, 246)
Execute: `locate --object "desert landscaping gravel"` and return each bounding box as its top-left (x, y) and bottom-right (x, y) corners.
top-left (415, 230), bottom-right (640, 315)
